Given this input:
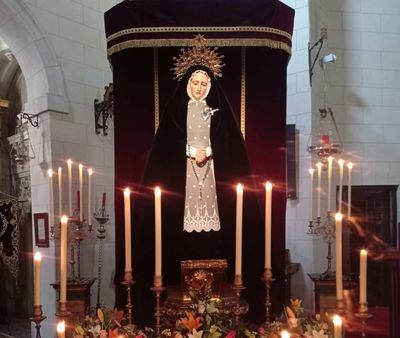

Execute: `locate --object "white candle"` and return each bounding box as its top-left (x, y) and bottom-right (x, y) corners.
top-left (235, 184), bottom-right (244, 276)
top-left (58, 167), bottom-right (62, 218)
top-left (79, 164), bottom-right (83, 222)
top-left (154, 187), bottom-right (162, 278)
top-left (338, 159), bottom-right (344, 213)
top-left (34, 252), bottom-right (42, 306)
top-left (308, 169), bottom-right (314, 221)
top-left (360, 249), bottom-right (368, 305)
top-left (327, 156), bottom-right (333, 212)
top-left (48, 169), bottom-right (54, 229)
top-left (88, 168), bottom-right (93, 226)
top-left (57, 320), bottom-right (66, 338)
top-left (265, 182), bottom-right (272, 269)
top-left (333, 315), bottom-right (342, 338)
top-left (335, 213), bottom-right (343, 300)
top-left (123, 188), bottom-right (132, 272)
top-left (67, 159), bottom-right (72, 216)
top-left (281, 331), bottom-right (290, 338)
top-left (60, 215), bottom-right (68, 303)
top-left (347, 162), bottom-right (353, 219)
top-left (316, 162), bottom-right (322, 218)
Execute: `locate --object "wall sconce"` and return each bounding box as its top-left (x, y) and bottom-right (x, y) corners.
top-left (94, 83), bottom-right (114, 136)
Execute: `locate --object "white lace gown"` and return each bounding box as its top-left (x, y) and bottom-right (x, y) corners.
top-left (183, 99), bottom-right (221, 232)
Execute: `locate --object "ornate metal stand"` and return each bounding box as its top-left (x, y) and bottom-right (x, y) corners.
top-left (261, 268), bottom-right (275, 326)
top-left (231, 275), bottom-right (246, 324)
top-left (122, 270), bottom-right (135, 326)
top-left (30, 305), bottom-right (46, 338)
top-left (355, 303), bottom-right (373, 338)
top-left (151, 276), bottom-right (166, 337)
top-left (56, 301), bottom-right (71, 323)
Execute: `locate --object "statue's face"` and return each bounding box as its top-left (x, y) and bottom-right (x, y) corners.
top-left (188, 71), bottom-right (210, 100)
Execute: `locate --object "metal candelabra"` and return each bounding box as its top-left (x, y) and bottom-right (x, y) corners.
top-left (151, 276), bottom-right (165, 336)
top-left (122, 270), bottom-right (135, 327)
top-left (30, 305), bottom-right (46, 338)
top-left (261, 268), bottom-right (275, 326)
top-left (231, 274), bottom-right (246, 324)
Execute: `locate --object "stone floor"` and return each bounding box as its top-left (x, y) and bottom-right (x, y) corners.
top-left (0, 317), bottom-right (30, 338)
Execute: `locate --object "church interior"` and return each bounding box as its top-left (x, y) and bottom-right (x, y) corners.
top-left (0, 0), bottom-right (399, 337)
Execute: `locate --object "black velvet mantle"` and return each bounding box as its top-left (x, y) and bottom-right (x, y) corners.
top-left (106, 0), bottom-right (294, 326)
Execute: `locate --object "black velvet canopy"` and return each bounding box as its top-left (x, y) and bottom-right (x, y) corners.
top-left (105, 0), bottom-right (294, 325)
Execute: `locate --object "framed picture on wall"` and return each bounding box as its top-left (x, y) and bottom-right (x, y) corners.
top-left (34, 213), bottom-right (49, 247)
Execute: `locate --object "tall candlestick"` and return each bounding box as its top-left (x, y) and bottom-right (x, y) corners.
top-left (265, 182), bottom-right (272, 269)
top-left (34, 252), bottom-right (42, 306)
top-left (58, 167), bottom-right (62, 218)
top-left (235, 184), bottom-right (244, 276)
top-left (67, 159), bottom-right (72, 216)
top-left (123, 188), bottom-right (132, 272)
top-left (308, 169), bottom-right (314, 221)
top-left (60, 215), bottom-right (68, 303)
top-left (48, 169), bottom-right (54, 229)
top-left (327, 156), bottom-right (333, 212)
top-left (360, 249), bottom-right (367, 304)
top-left (88, 168), bottom-right (93, 226)
top-left (338, 159), bottom-right (344, 213)
top-left (335, 213), bottom-right (343, 300)
top-left (347, 162), bottom-right (353, 219)
top-left (316, 162), bottom-right (322, 218)
top-left (333, 315), bottom-right (343, 338)
top-left (154, 187), bottom-right (162, 279)
top-left (79, 164), bottom-right (83, 222)
top-left (57, 320), bottom-right (66, 338)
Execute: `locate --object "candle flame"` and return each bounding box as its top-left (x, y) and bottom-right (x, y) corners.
top-left (88, 168), bottom-right (93, 176)
top-left (123, 188), bottom-right (130, 197)
top-left (338, 158), bottom-right (345, 166)
top-left (58, 167), bottom-right (62, 173)
top-left (328, 156), bottom-right (333, 163)
top-left (308, 168), bottom-right (314, 175)
top-left (155, 186), bottom-right (161, 197)
top-left (265, 181), bottom-right (273, 191)
top-left (348, 162), bottom-right (353, 170)
top-left (47, 169), bottom-right (53, 177)
top-left (67, 159), bottom-right (72, 167)
top-left (316, 162), bottom-right (323, 169)
top-left (236, 183), bottom-right (244, 193)
top-left (360, 249), bottom-right (367, 256)
top-left (333, 314), bottom-right (342, 326)
top-left (61, 215), bottom-right (68, 224)
top-left (57, 320), bottom-right (65, 333)
top-left (280, 331), bottom-right (290, 338)
top-left (335, 213), bottom-right (343, 221)
top-left (34, 252), bottom-right (42, 262)
top-left (79, 163), bottom-right (83, 170)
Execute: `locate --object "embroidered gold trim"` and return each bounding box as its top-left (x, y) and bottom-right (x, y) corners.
top-left (107, 26), bottom-right (292, 43)
top-left (108, 38), bottom-right (291, 56)
top-left (153, 47), bottom-right (160, 132)
top-left (240, 47), bottom-right (246, 139)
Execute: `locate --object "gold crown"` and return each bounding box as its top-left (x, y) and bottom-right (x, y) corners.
top-left (172, 35), bottom-right (225, 80)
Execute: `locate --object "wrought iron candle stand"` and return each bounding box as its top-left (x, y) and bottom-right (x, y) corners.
top-left (307, 211), bottom-right (336, 279)
top-left (122, 270), bottom-right (136, 327)
top-left (231, 275), bottom-right (246, 324)
top-left (261, 268), bottom-right (275, 326)
top-left (355, 303), bottom-right (373, 338)
top-left (30, 305), bottom-right (46, 338)
top-left (94, 206), bottom-right (109, 309)
top-left (151, 276), bottom-right (166, 336)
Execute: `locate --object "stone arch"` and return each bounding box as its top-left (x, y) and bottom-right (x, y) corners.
top-left (0, 0), bottom-right (69, 115)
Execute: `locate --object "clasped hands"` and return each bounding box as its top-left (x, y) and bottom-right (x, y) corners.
top-left (195, 148), bottom-right (208, 166)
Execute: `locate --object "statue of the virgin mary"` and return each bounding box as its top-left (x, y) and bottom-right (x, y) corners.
top-left (122, 36), bottom-right (265, 326)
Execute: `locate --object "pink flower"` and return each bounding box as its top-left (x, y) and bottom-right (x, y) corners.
top-left (258, 327), bottom-right (265, 335)
top-left (226, 330), bottom-right (236, 338)
top-left (136, 335), bottom-right (145, 338)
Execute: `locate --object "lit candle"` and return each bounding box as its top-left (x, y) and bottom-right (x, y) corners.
top-left (281, 331), bottom-right (290, 338)
top-left (88, 168), bottom-right (93, 226)
top-left (58, 167), bottom-right (62, 218)
top-left (333, 315), bottom-right (342, 338)
top-left (265, 182), bottom-right (272, 269)
top-left (338, 159), bottom-right (344, 213)
top-left (33, 252), bottom-right (42, 306)
top-left (308, 169), bottom-right (314, 221)
top-left (67, 159), bottom-right (72, 216)
top-left (123, 188), bottom-right (132, 272)
top-left (79, 164), bottom-right (83, 222)
top-left (335, 213), bottom-right (343, 301)
top-left (316, 162), bottom-right (323, 218)
top-left (360, 249), bottom-right (368, 305)
top-left (235, 184), bottom-right (244, 276)
top-left (57, 320), bottom-right (66, 338)
top-left (48, 169), bottom-right (54, 229)
top-left (60, 215), bottom-right (68, 303)
top-left (154, 187), bottom-right (162, 279)
top-left (347, 162), bottom-right (353, 219)
top-left (327, 156), bottom-right (333, 212)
